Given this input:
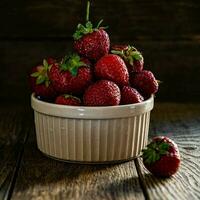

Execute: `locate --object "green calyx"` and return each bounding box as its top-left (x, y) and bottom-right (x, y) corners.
top-left (111, 45), bottom-right (143, 66)
top-left (59, 54), bottom-right (87, 76)
top-left (73, 19), bottom-right (106, 40)
top-left (73, 1), bottom-right (107, 40)
top-left (142, 140), bottom-right (170, 165)
top-left (31, 59), bottom-right (52, 87)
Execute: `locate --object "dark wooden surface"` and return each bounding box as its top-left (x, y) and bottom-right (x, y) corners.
top-left (0, 105), bottom-right (31, 200)
top-left (0, 0), bottom-right (200, 103)
top-left (0, 102), bottom-right (199, 199)
top-left (0, 1), bottom-right (200, 198)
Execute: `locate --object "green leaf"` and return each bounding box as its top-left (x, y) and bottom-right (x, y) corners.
top-left (111, 50), bottom-right (124, 56)
top-left (60, 63), bottom-right (68, 71)
top-left (96, 19), bottom-right (103, 28)
top-left (45, 80), bottom-right (50, 87)
top-left (43, 59), bottom-right (49, 69)
top-left (129, 57), bottom-right (134, 66)
top-left (36, 75), bottom-right (46, 84)
top-left (70, 67), bottom-right (78, 76)
top-left (86, 21), bottom-right (93, 29)
top-left (48, 64), bottom-right (53, 71)
top-left (73, 19), bottom-right (108, 40)
top-left (60, 53), bottom-right (87, 76)
top-left (73, 32), bottom-right (81, 40)
top-left (132, 52), bottom-right (143, 61)
top-left (160, 149), bottom-right (167, 155)
top-left (78, 61), bottom-right (87, 67)
top-left (159, 142), bottom-right (170, 151)
top-left (31, 72), bottom-right (40, 77)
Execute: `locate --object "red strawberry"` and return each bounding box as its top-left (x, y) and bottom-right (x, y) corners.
top-left (111, 45), bottom-right (143, 73)
top-left (73, 2), bottom-right (110, 61)
top-left (30, 59), bottom-right (57, 99)
top-left (55, 95), bottom-right (81, 106)
top-left (142, 136), bottom-right (181, 177)
top-left (83, 80), bottom-right (120, 106)
top-left (121, 86), bottom-right (144, 105)
top-left (47, 57), bottom-right (56, 65)
top-left (130, 70), bottom-right (158, 97)
top-left (49, 54), bottom-right (93, 95)
top-left (95, 54), bottom-right (129, 86)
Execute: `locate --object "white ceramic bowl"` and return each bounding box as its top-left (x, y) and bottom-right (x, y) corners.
top-left (31, 94), bottom-right (154, 163)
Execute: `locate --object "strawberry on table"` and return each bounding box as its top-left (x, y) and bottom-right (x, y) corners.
top-left (142, 136), bottom-right (181, 177)
top-left (111, 45), bottom-right (144, 73)
top-left (49, 54), bottom-right (93, 95)
top-left (83, 80), bottom-right (121, 106)
top-left (121, 86), bottom-right (144, 105)
top-left (55, 95), bottom-right (81, 106)
top-left (30, 59), bottom-right (57, 100)
top-left (130, 70), bottom-right (158, 97)
top-left (95, 54), bottom-right (129, 86)
top-left (73, 1), bottom-right (110, 61)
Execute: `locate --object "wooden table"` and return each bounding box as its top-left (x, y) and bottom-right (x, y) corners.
top-left (0, 102), bottom-right (200, 200)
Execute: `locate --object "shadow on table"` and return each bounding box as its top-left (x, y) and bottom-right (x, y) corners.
top-left (14, 139), bottom-right (136, 192)
top-left (99, 176), bottom-right (144, 198)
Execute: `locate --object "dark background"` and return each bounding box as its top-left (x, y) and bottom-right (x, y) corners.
top-left (0, 0), bottom-right (200, 104)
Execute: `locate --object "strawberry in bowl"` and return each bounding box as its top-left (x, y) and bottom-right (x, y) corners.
top-left (95, 54), bottom-right (129, 87)
top-left (73, 1), bottom-right (110, 61)
top-left (111, 45), bottom-right (144, 73)
top-left (29, 58), bottom-right (57, 101)
top-left (49, 54), bottom-right (93, 95)
top-left (83, 80), bottom-right (121, 106)
top-left (30, 1), bottom-right (160, 163)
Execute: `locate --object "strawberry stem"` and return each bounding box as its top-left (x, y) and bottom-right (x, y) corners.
top-left (86, 1), bottom-right (90, 22)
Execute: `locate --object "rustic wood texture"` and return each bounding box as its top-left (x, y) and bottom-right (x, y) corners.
top-left (0, 105), bottom-right (31, 200)
top-left (11, 128), bottom-right (144, 200)
top-left (0, 0), bottom-right (200, 40)
top-left (10, 103), bottom-right (200, 199)
top-left (0, 0), bottom-right (200, 103)
top-left (136, 103), bottom-right (200, 200)
top-left (0, 103), bottom-right (200, 200)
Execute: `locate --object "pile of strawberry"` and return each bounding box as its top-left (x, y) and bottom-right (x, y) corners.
top-left (29, 2), bottom-right (159, 106)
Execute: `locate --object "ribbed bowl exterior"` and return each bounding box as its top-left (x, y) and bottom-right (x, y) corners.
top-left (32, 94), bottom-right (153, 163)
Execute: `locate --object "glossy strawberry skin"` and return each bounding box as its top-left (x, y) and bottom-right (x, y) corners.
top-left (111, 44), bottom-right (143, 73)
top-left (121, 86), bottom-right (144, 105)
top-left (130, 70), bottom-right (158, 97)
top-left (83, 80), bottom-right (121, 106)
top-left (49, 61), bottom-right (93, 95)
top-left (127, 59), bottom-right (144, 73)
top-left (47, 57), bottom-right (56, 65)
top-left (74, 29), bottom-right (110, 61)
top-left (143, 136), bottom-right (181, 177)
top-left (55, 95), bottom-right (81, 106)
top-left (29, 63), bottom-right (57, 99)
top-left (95, 54), bottom-right (129, 86)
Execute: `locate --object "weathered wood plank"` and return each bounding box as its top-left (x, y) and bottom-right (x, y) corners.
top-left (0, 105), bottom-right (31, 200)
top-left (135, 103), bottom-right (200, 200)
top-left (0, 40), bottom-right (200, 104)
top-left (0, 0), bottom-right (200, 40)
top-left (11, 128), bottom-right (145, 200)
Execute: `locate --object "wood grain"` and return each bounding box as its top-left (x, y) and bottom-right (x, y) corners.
top-left (1, 0), bottom-right (200, 102)
top-left (0, 0), bottom-right (200, 41)
top-left (11, 129), bottom-right (145, 200)
top-left (135, 103), bottom-right (200, 200)
top-left (0, 105), bottom-right (31, 200)
top-left (2, 103), bottom-right (200, 199)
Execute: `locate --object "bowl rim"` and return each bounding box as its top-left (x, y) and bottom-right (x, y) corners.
top-left (31, 93), bottom-right (154, 119)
